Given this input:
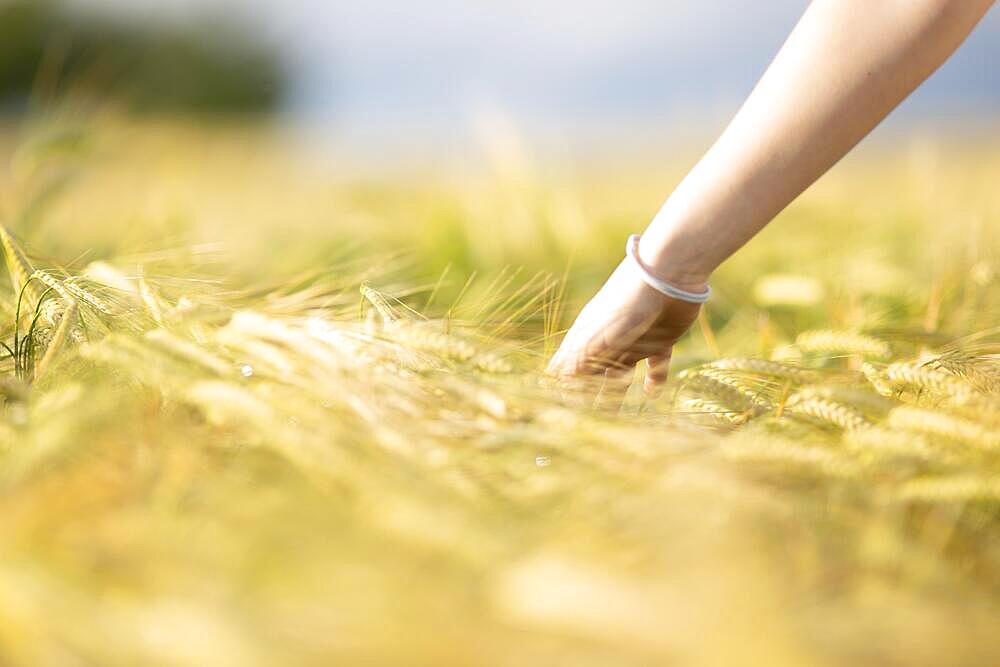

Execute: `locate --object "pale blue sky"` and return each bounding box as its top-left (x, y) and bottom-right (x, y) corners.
top-left (75, 1), bottom-right (1000, 151)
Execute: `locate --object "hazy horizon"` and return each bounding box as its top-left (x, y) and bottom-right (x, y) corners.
top-left (68, 1), bottom-right (1000, 158)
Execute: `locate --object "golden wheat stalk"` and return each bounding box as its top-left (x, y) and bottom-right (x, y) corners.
top-left (358, 283), bottom-right (515, 373)
top-left (792, 384), bottom-right (896, 416)
top-left (33, 302), bottom-right (79, 380)
top-left (0, 224), bottom-right (44, 309)
top-left (137, 276), bottom-right (165, 325)
top-left (679, 398), bottom-right (750, 425)
top-left (678, 367), bottom-right (772, 414)
top-left (785, 393), bottom-right (869, 431)
top-left (861, 362), bottom-right (896, 397)
top-left (884, 361), bottom-right (976, 401)
top-left (887, 406), bottom-right (1000, 449)
top-left (441, 376), bottom-right (511, 420)
top-left (62, 276), bottom-right (117, 315)
top-left (360, 283), bottom-right (398, 324)
top-left (706, 357), bottom-right (819, 383)
top-left (226, 311), bottom-right (360, 374)
top-left (30, 270), bottom-right (75, 305)
top-left (795, 330), bottom-right (892, 360)
top-left (471, 350), bottom-right (514, 374)
top-left (387, 321), bottom-right (513, 374)
top-left (391, 322), bottom-right (475, 361)
top-left (922, 351), bottom-right (1000, 393)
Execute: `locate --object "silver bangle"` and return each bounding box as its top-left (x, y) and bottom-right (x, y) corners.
top-left (625, 234), bottom-right (711, 304)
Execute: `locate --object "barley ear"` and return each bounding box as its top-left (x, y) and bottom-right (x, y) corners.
top-left (1, 224), bottom-right (43, 309)
top-left (35, 302), bottom-right (79, 380)
top-left (360, 283), bottom-right (398, 325)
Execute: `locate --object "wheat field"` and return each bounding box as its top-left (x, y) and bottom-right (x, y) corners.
top-left (0, 116), bottom-right (998, 666)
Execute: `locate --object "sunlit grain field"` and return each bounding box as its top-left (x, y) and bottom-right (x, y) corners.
top-left (0, 116), bottom-right (998, 666)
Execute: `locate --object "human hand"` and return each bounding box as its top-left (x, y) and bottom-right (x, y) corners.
top-left (546, 257), bottom-right (702, 394)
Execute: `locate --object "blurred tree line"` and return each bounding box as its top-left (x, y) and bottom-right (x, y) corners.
top-left (0, 0), bottom-right (286, 113)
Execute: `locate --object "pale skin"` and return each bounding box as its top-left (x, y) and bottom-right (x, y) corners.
top-left (547, 0), bottom-right (995, 393)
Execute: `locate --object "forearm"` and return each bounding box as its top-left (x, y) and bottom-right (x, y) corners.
top-left (640, 0), bottom-right (994, 287)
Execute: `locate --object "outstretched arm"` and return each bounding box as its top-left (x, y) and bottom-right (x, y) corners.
top-left (548, 0), bottom-right (994, 391)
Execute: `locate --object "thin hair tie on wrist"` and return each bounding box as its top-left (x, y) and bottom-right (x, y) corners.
top-left (625, 234), bottom-right (711, 304)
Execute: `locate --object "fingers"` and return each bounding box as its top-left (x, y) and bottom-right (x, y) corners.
top-left (546, 331), bottom-right (622, 378)
top-left (644, 350), bottom-right (673, 395)
top-left (545, 324), bottom-right (607, 376)
top-left (595, 364), bottom-right (635, 412)
top-left (546, 334), bottom-right (640, 409)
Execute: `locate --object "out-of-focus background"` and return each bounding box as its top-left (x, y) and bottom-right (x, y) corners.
top-left (2, 0), bottom-right (997, 287)
top-left (4, 0), bottom-right (999, 160)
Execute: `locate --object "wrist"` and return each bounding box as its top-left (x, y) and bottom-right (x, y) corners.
top-left (625, 234), bottom-right (712, 304)
top-left (635, 230), bottom-right (714, 291)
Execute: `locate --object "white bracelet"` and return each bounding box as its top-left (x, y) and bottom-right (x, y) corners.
top-left (625, 234), bottom-right (711, 304)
